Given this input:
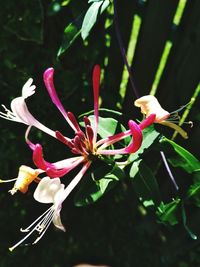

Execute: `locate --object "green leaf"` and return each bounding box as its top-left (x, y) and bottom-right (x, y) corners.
top-left (129, 125), bottom-right (161, 162)
top-left (130, 160), bottom-right (161, 206)
top-left (181, 202), bottom-right (197, 240)
top-left (188, 183), bottom-right (200, 200)
top-left (88, 0), bottom-right (103, 3)
top-left (79, 108), bottom-right (122, 120)
top-left (81, 116), bottom-right (130, 146)
top-left (188, 171), bottom-right (200, 207)
top-left (74, 162), bottom-right (124, 206)
top-left (156, 199), bottom-right (181, 226)
top-left (57, 13), bottom-right (84, 58)
top-left (81, 0), bottom-right (110, 40)
top-left (160, 137), bottom-right (200, 173)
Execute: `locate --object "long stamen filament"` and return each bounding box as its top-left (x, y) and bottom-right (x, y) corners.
top-left (35, 208), bottom-right (54, 234)
top-left (0, 108), bottom-right (20, 121)
top-left (169, 102), bottom-right (190, 114)
top-left (160, 121), bottom-right (188, 139)
top-left (0, 178), bottom-right (17, 183)
top-left (32, 210), bottom-right (55, 244)
top-left (9, 206), bottom-right (54, 251)
top-left (20, 206), bottom-right (53, 232)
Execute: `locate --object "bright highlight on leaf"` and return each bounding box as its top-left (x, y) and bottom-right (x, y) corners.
top-left (81, 0), bottom-right (110, 40)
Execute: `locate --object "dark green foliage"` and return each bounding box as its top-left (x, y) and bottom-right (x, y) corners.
top-left (0, 0), bottom-right (200, 267)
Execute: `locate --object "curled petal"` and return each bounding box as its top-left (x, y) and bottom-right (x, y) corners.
top-left (22, 78), bottom-right (36, 99)
top-left (43, 68), bottom-right (67, 117)
top-left (97, 121), bottom-right (142, 155)
top-left (11, 97), bottom-right (38, 125)
top-left (139, 114), bottom-right (156, 130)
top-left (52, 211), bottom-right (65, 232)
top-left (33, 143), bottom-right (85, 177)
top-left (11, 97), bottom-right (56, 138)
top-left (46, 157), bottom-right (84, 178)
top-left (43, 68), bottom-right (77, 132)
top-left (96, 129), bottom-right (130, 149)
top-left (125, 120), bottom-right (143, 153)
top-left (134, 95), bottom-right (170, 122)
top-left (33, 144), bottom-right (54, 170)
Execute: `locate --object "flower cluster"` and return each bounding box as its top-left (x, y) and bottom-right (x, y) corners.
top-left (0, 66), bottom-right (187, 251)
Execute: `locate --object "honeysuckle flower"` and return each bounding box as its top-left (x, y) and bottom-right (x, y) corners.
top-left (1, 66), bottom-right (156, 250)
top-left (0, 78), bottom-right (56, 139)
top-left (9, 162), bottom-right (90, 251)
top-left (0, 66), bottom-right (150, 178)
top-left (31, 66), bottom-right (154, 165)
top-left (9, 176), bottom-right (65, 251)
top-left (134, 95), bottom-right (189, 139)
top-left (0, 65), bottom-right (154, 183)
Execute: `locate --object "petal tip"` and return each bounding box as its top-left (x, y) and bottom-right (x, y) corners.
top-left (43, 68), bottom-right (54, 80)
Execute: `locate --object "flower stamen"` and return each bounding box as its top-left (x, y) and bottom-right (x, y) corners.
top-left (0, 105), bottom-right (21, 122)
top-left (9, 206), bottom-right (55, 251)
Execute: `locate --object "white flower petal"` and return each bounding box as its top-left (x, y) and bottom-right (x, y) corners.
top-left (54, 186), bottom-right (65, 206)
top-left (10, 96), bottom-right (56, 138)
top-left (22, 78), bottom-right (36, 99)
top-left (34, 177), bottom-right (64, 204)
top-left (134, 95), bottom-right (169, 122)
top-left (1, 78), bottom-right (56, 138)
top-left (53, 210), bottom-right (66, 232)
top-left (10, 97), bottom-right (36, 125)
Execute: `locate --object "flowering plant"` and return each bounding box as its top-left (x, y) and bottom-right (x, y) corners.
top-left (1, 60), bottom-right (200, 253)
top-left (0, 65), bottom-right (158, 250)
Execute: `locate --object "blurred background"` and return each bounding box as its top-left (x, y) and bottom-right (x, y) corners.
top-left (0, 0), bottom-right (199, 266)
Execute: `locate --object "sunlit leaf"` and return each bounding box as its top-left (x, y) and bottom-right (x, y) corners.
top-left (188, 171), bottom-right (200, 207)
top-left (88, 0), bottom-right (103, 3)
top-left (57, 13), bottom-right (84, 57)
top-left (188, 183), bottom-right (200, 200)
top-left (81, 0), bottom-right (110, 40)
top-left (160, 137), bottom-right (200, 173)
top-left (129, 125), bottom-right (161, 162)
top-left (90, 115), bottom-right (126, 138)
top-left (156, 199), bottom-right (181, 226)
